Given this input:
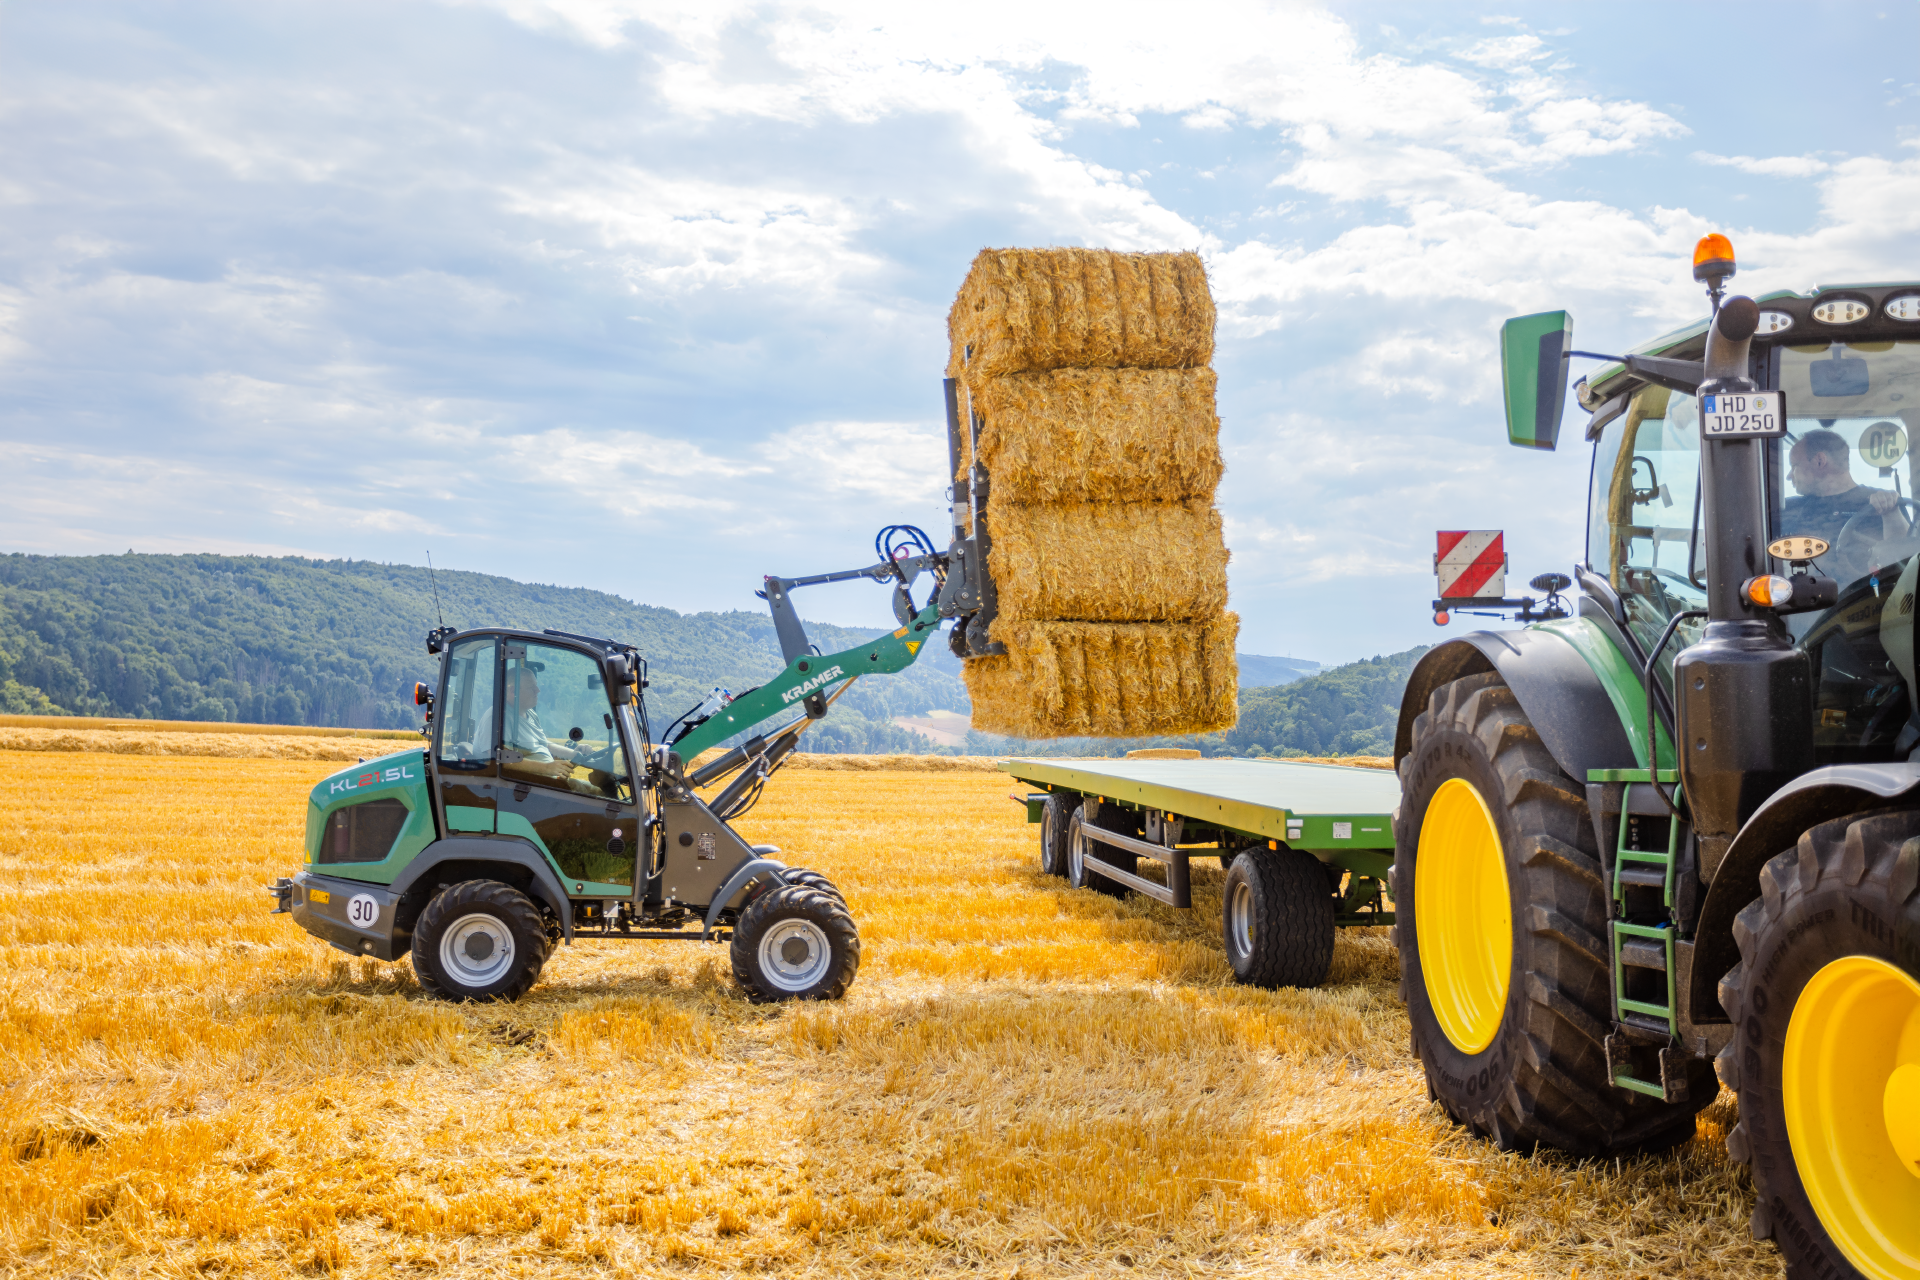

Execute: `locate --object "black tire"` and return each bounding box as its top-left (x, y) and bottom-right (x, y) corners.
top-left (1067, 802), bottom-right (1138, 897)
top-left (730, 885), bottom-right (860, 1003)
top-left (781, 867), bottom-right (845, 903)
top-left (1393, 671), bottom-right (1711, 1154)
top-left (411, 879), bottom-right (547, 1002)
top-left (1221, 846), bottom-right (1335, 988)
top-left (1039, 794), bottom-right (1075, 877)
top-left (1716, 808), bottom-right (1920, 1279)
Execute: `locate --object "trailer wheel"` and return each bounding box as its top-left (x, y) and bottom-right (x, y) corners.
top-left (1716, 808), bottom-right (1920, 1280)
top-left (1039, 794), bottom-right (1075, 877)
top-left (1394, 671), bottom-right (1711, 1155)
top-left (412, 879), bottom-right (548, 1002)
top-left (1067, 803), bottom-right (1137, 897)
top-left (731, 885), bottom-right (860, 1003)
top-left (1222, 846), bottom-right (1335, 988)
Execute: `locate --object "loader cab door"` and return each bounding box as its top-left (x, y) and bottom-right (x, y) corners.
top-left (433, 635), bottom-right (499, 834)
top-left (494, 639), bottom-right (641, 894)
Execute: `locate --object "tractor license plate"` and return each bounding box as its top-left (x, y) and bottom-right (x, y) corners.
top-left (1701, 390), bottom-right (1785, 439)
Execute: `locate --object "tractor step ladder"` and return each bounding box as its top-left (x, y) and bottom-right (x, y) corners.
top-left (1590, 768), bottom-right (1688, 1101)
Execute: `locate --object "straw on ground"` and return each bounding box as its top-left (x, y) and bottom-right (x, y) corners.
top-left (0, 751), bottom-right (1778, 1277)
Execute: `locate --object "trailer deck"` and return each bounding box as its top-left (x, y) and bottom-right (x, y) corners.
top-left (998, 756), bottom-right (1402, 987)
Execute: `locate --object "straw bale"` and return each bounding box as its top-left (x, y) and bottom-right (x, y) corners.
top-left (954, 367), bottom-right (1222, 505)
top-left (1126, 748), bottom-right (1201, 760)
top-left (964, 616), bottom-right (1238, 738)
top-left (947, 249), bottom-right (1214, 378)
top-left (987, 498), bottom-right (1228, 622)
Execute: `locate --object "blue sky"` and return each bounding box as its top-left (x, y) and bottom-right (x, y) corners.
top-left (2, 1), bottom-right (1917, 665)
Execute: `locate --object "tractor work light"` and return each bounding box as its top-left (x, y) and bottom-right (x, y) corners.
top-left (1744, 574), bottom-right (1796, 608)
top-left (1755, 310), bottom-right (1795, 335)
top-left (1692, 233), bottom-right (1736, 284)
top-left (1887, 294), bottom-right (1920, 322)
top-left (1813, 298), bottom-right (1871, 325)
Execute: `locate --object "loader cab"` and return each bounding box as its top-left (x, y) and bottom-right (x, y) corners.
top-left (1585, 317), bottom-right (1920, 765)
top-left (430, 628), bottom-right (649, 893)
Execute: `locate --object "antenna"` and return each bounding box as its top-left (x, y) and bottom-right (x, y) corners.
top-left (426, 551), bottom-right (444, 627)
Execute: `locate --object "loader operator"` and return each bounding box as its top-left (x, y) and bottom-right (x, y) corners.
top-left (1780, 428), bottom-right (1910, 584)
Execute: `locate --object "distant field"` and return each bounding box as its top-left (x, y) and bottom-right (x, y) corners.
top-left (0, 752), bottom-right (1781, 1278)
top-left (0, 713), bottom-right (421, 739)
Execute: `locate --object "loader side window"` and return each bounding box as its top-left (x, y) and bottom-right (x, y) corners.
top-left (436, 637), bottom-right (497, 767)
top-left (1600, 385), bottom-right (1707, 679)
top-left (499, 641), bottom-right (625, 800)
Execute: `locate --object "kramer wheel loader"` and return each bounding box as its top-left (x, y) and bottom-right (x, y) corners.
top-left (269, 523), bottom-right (993, 1005)
top-left (1395, 235), bottom-right (1920, 1279)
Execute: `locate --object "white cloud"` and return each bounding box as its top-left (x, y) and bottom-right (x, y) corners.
top-left (1694, 151), bottom-right (1832, 178)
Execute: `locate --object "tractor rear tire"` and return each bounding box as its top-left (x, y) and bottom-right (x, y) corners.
top-left (1067, 802), bottom-right (1138, 898)
top-left (1716, 809), bottom-right (1920, 1280)
top-left (412, 879), bottom-right (548, 1002)
top-left (731, 885), bottom-right (860, 1003)
top-left (1039, 794), bottom-right (1075, 877)
top-left (1222, 846), bottom-right (1336, 989)
top-left (1393, 671), bottom-right (1712, 1154)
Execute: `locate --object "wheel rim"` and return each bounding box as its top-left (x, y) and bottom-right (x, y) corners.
top-left (1229, 880), bottom-right (1254, 959)
top-left (1069, 821), bottom-right (1085, 885)
top-left (758, 918), bottom-right (832, 992)
top-left (440, 911), bottom-right (515, 988)
top-left (1414, 777), bottom-right (1512, 1054)
top-left (1783, 954), bottom-right (1920, 1280)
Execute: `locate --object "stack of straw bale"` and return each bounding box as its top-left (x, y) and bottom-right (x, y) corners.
top-left (947, 248), bottom-right (1236, 738)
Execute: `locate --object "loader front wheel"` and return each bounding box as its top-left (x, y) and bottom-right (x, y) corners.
top-left (781, 868), bottom-right (846, 904)
top-left (412, 879), bottom-right (547, 1002)
top-left (731, 885), bottom-right (860, 1002)
top-left (1717, 809), bottom-right (1920, 1280)
top-left (1394, 671), bottom-right (1712, 1154)
top-left (1222, 846), bottom-right (1335, 989)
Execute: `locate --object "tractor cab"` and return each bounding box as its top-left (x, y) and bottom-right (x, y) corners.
top-left (1582, 306), bottom-right (1920, 766)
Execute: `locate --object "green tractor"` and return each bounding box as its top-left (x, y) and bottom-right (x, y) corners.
top-left (269, 527), bottom-right (953, 1004)
top-left (1396, 235), bottom-right (1920, 1278)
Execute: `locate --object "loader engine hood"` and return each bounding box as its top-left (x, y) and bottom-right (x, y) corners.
top-left (303, 747), bottom-right (435, 872)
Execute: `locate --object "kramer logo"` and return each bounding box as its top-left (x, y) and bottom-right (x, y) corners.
top-left (780, 664), bottom-right (844, 704)
top-left (330, 764), bottom-right (418, 795)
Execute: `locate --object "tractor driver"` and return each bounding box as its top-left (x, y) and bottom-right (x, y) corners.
top-left (1780, 429), bottom-right (1911, 583)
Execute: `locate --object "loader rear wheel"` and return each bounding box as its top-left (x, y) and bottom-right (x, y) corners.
top-left (1393, 671), bottom-right (1711, 1154)
top-left (412, 879), bottom-right (547, 1002)
top-left (1716, 808), bottom-right (1920, 1280)
top-left (1067, 803), bottom-right (1138, 898)
top-left (1222, 846), bottom-right (1335, 989)
top-left (731, 885), bottom-right (860, 1003)
top-left (1039, 794), bottom-right (1075, 877)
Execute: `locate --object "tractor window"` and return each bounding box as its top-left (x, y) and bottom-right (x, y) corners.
top-left (500, 641), bottom-right (626, 799)
top-left (1600, 385), bottom-right (1707, 672)
top-left (436, 637), bottom-right (497, 767)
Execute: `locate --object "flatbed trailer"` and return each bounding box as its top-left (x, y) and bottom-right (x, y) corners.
top-left (999, 757), bottom-right (1401, 989)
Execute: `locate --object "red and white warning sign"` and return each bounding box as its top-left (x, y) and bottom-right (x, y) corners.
top-left (1435, 530), bottom-right (1506, 600)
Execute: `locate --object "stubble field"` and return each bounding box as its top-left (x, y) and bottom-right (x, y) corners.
top-left (1, 749), bottom-right (1783, 1278)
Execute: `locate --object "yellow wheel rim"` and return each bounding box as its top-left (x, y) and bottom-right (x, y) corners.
top-left (1783, 954), bottom-right (1920, 1280)
top-left (1415, 777), bottom-right (1512, 1054)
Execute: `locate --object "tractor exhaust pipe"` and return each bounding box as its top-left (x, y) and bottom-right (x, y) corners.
top-left (1675, 288), bottom-right (1812, 877)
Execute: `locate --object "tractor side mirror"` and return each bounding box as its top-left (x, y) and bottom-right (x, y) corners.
top-left (1500, 310), bottom-right (1573, 452)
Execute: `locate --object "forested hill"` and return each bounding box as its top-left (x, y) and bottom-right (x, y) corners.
top-left (0, 553), bottom-right (966, 750)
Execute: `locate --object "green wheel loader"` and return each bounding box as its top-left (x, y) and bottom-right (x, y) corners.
top-left (269, 525), bottom-right (962, 1005)
top-left (1396, 235), bottom-right (1920, 1278)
